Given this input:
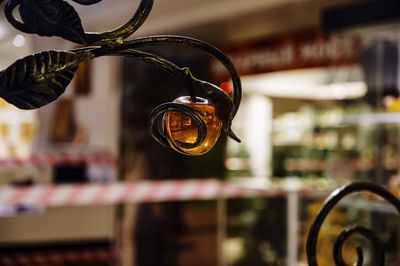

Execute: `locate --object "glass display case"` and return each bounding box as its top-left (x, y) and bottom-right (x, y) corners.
top-left (223, 97), bottom-right (400, 265)
top-left (221, 35), bottom-right (400, 265)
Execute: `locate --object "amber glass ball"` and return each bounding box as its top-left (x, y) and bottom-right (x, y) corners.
top-left (164, 96), bottom-right (223, 155)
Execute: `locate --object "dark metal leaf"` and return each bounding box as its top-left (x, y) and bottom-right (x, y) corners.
top-left (0, 51), bottom-right (91, 110)
top-left (18, 0), bottom-right (87, 44)
top-left (72, 0), bottom-right (103, 5)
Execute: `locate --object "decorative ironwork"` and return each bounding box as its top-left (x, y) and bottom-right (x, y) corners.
top-left (0, 0), bottom-right (241, 155)
top-left (4, 2), bottom-right (399, 264)
top-left (306, 182), bottom-right (400, 266)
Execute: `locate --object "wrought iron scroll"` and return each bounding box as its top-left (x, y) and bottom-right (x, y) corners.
top-left (306, 182), bottom-right (400, 266)
top-left (0, 0), bottom-right (242, 154)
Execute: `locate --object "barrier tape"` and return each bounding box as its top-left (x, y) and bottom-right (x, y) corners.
top-left (0, 248), bottom-right (116, 266)
top-left (0, 179), bottom-right (330, 265)
top-left (0, 179), bottom-right (328, 207)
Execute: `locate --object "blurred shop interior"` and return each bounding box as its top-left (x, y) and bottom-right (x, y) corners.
top-left (1, 0), bottom-right (400, 265)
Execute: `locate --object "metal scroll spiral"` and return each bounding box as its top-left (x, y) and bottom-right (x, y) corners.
top-left (306, 182), bottom-right (400, 266)
top-left (0, 0), bottom-right (241, 154)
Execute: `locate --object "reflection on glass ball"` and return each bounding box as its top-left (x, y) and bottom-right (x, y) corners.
top-left (164, 96), bottom-right (223, 156)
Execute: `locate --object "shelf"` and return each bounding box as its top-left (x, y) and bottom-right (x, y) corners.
top-left (0, 151), bottom-right (117, 167)
top-left (339, 197), bottom-right (398, 215)
top-left (342, 112), bottom-right (400, 125)
top-left (0, 246), bottom-right (116, 266)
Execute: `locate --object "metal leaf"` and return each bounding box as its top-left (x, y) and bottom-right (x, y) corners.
top-left (0, 51), bottom-right (91, 110)
top-left (72, 0), bottom-right (103, 5)
top-left (18, 0), bottom-right (87, 44)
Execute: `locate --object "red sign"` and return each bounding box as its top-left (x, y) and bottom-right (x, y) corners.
top-left (211, 29), bottom-right (362, 81)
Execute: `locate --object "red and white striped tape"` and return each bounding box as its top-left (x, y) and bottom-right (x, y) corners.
top-left (0, 179), bottom-right (328, 207)
top-left (0, 248), bottom-right (116, 266)
top-left (0, 152), bottom-right (117, 168)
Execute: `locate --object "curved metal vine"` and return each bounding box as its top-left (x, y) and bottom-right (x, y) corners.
top-left (306, 182), bottom-right (400, 266)
top-left (0, 0), bottom-right (242, 155)
top-left (72, 0), bottom-right (103, 5)
top-left (150, 103), bottom-right (207, 148)
top-left (2, 1), bottom-right (399, 262)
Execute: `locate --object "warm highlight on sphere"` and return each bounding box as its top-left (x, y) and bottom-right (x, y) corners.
top-left (164, 96), bottom-right (223, 156)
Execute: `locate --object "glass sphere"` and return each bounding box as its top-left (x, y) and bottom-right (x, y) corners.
top-left (164, 96), bottom-right (223, 155)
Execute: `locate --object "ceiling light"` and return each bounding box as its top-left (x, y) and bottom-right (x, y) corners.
top-left (12, 34), bottom-right (25, 47)
top-left (241, 66), bottom-right (367, 100)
